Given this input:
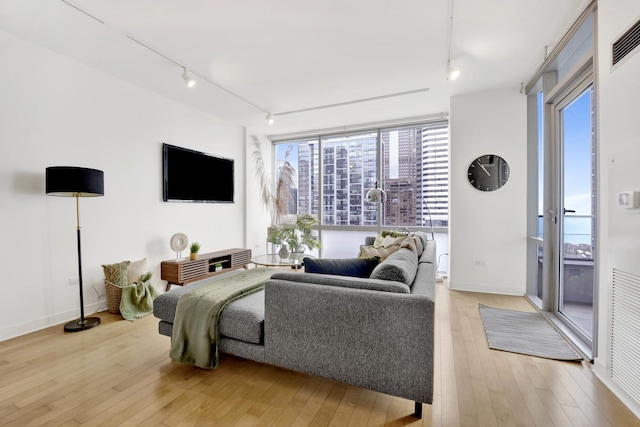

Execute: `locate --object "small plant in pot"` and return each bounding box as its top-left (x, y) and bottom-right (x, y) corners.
top-left (214, 262), bottom-right (223, 272)
top-left (190, 242), bottom-right (201, 260)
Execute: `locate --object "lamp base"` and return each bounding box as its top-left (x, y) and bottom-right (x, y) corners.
top-left (64, 317), bottom-right (100, 332)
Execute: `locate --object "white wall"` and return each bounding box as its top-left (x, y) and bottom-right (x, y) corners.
top-left (593, 0), bottom-right (640, 417)
top-left (0, 29), bottom-right (247, 341)
top-left (449, 89), bottom-right (527, 295)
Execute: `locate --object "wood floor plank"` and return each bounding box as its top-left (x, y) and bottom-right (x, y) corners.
top-left (0, 282), bottom-right (638, 426)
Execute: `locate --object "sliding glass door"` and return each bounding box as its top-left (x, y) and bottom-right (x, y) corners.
top-left (526, 5), bottom-right (596, 357)
top-left (555, 81), bottom-right (596, 343)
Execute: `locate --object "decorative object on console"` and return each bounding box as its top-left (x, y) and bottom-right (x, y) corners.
top-left (170, 232), bottom-right (188, 260)
top-left (46, 166), bottom-right (104, 332)
top-left (189, 242), bottom-right (201, 260)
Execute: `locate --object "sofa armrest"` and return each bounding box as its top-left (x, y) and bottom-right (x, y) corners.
top-left (270, 272), bottom-right (410, 293)
top-left (264, 278), bottom-right (434, 404)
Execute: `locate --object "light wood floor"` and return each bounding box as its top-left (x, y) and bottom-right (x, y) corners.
top-left (1, 282), bottom-right (639, 426)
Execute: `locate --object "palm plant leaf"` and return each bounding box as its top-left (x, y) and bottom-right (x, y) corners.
top-left (274, 146), bottom-right (295, 224)
top-left (250, 135), bottom-right (276, 222)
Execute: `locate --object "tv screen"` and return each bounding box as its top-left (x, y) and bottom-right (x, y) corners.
top-left (163, 143), bottom-right (234, 203)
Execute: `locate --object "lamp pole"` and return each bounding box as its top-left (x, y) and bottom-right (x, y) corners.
top-left (65, 193), bottom-right (100, 332)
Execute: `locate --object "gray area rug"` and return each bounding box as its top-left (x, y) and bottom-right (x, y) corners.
top-left (478, 304), bottom-right (582, 361)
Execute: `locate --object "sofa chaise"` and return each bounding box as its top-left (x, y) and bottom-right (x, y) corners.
top-left (153, 233), bottom-right (436, 418)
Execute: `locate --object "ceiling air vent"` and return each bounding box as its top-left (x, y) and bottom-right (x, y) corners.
top-left (612, 18), bottom-right (640, 69)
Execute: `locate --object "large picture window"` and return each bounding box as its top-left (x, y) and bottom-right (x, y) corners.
top-left (273, 121), bottom-right (449, 229)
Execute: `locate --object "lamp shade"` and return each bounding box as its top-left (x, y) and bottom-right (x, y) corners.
top-left (46, 166), bottom-right (104, 197)
top-left (365, 183), bottom-right (386, 204)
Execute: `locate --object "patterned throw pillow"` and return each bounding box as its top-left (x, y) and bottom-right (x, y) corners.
top-left (358, 244), bottom-right (402, 261)
top-left (102, 260), bottom-right (130, 288)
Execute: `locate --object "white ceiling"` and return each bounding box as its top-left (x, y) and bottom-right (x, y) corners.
top-left (0, 0), bottom-right (587, 137)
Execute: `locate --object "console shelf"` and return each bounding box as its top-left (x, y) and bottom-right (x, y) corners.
top-left (161, 248), bottom-right (251, 290)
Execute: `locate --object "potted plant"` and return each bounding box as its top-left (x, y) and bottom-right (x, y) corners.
top-left (190, 242), bottom-right (201, 260)
top-left (214, 262), bottom-right (223, 272)
top-left (276, 215), bottom-right (321, 263)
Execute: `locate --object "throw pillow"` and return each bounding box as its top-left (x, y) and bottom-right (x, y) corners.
top-left (382, 235), bottom-right (407, 248)
top-left (358, 244), bottom-right (402, 261)
top-left (380, 229), bottom-right (409, 238)
top-left (127, 258), bottom-right (148, 285)
top-left (303, 257), bottom-right (380, 278)
top-left (401, 238), bottom-right (417, 254)
top-left (412, 234), bottom-right (424, 256)
top-left (102, 260), bottom-right (131, 288)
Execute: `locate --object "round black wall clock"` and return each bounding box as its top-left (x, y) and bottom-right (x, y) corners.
top-left (467, 154), bottom-right (510, 191)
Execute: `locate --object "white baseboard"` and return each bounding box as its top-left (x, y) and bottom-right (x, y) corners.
top-left (0, 301), bottom-right (106, 342)
top-left (448, 280), bottom-right (525, 296)
top-left (591, 359), bottom-right (640, 420)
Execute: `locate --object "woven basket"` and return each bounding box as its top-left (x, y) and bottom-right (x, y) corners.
top-left (105, 280), bottom-right (123, 314)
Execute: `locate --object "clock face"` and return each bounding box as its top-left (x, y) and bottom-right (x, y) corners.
top-left (467, 155), bottom-right (510, 191)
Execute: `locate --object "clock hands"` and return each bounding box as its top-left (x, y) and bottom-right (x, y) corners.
top-left (477, 160), bottom-right (491, 176)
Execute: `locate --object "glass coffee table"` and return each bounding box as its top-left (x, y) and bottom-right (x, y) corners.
top-left (251, 254), bottom-right (311, 270)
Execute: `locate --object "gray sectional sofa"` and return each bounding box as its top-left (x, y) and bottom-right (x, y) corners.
top-left (153, 233), bottom-right (436, 418)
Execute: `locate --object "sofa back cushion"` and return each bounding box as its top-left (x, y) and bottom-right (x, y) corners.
top-left (369, 247), bottom-right (418, 286)
top-left (419, 240), bottom-right (437, 265)
top-left (270, 272), bottom-right (410, 293)
top-left (303, 257), bottom-right (380, 278)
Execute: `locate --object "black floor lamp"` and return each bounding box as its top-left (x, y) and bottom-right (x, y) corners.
top-left (46, 166), bottom-right (104, 332)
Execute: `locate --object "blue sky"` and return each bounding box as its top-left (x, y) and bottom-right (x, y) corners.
top-left (538, 87), bottom-right (594, 217)
top-left (562, 88), bottom-right (593, 216)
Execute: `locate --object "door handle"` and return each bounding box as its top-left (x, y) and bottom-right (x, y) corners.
top-left (563, 208), bottom-right (576, 214)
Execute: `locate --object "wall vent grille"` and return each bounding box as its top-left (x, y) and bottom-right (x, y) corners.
top-left (611, 268), bottom-right (640, 405)
top-left (612, 19), bottom-right (640, 67)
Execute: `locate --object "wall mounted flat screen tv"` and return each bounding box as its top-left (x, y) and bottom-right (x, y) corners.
top-left (163, 143), bottom-right (234, 203)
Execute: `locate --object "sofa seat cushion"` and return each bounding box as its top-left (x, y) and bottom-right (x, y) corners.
top-left (152, 269), bottom-right (265, 345)
top-left (219, 290), bottom-right (264, 345)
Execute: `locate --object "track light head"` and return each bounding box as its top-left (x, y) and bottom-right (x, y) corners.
top-left (266, 113), bottom-right (274, 125)
top-left (182, 68), bottom-right (196, 88)
top-left (446, 62), bottom-right (460, 81)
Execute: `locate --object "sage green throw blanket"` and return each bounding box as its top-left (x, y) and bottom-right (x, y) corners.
top-left (120, 273), bottom-right (159, 321)
top-left (170, 268), bottom-right (274, 369)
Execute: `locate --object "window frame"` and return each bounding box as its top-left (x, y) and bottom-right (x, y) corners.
top-left (272, 120), bottom-right (449, 234)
